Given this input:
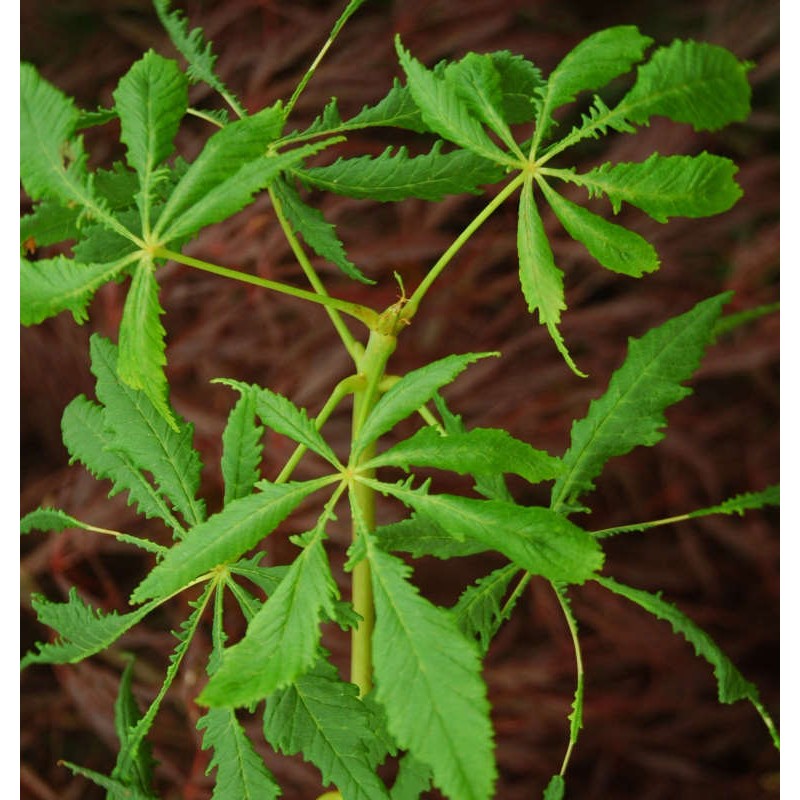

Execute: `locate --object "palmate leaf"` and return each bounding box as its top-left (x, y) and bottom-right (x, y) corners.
top-left (366, 537), bottom-right (496, 800)
top-left (352, 352), bottom-right (496, 458)
top-left (263, 654), bottom-right (392, 800)
top-left (197, 708), bottom-right (281, 800)
top-left (21, 588), bottom-right (159, 669)
top-left (271, 177), bottom-right (371, 284)
top-left (89, 335), bottom-right (206, 529)
top-left (551, 293), bottom-right (730, 514)
top-left (534, 26), bottom-right (653, 145)
top-left (130, 476), bottom-right (334, 603)
top-left (20, 254), bottom-right (133, 326)
top-left (217, 378), bottom-right (340, 467)
top-left (152, 103), bottom-right (285, 241)
top-left (297, 142), bottom-right (504, 203)
top-left (112, 50), bottom-right (188, 230)
top-left (368, 479), bottom-right (603, 583)
top-left (517, 177), bottom-right (581, 375)
top-left (117, 257), bottom-right (174, 428)
top-left (365, 424), bottom-right (562, 485)
top-left (219, 383), bottom-right (265, 504)
top-left (596, 576), bottom-right (779, 747)
top-left (199, 532), bottom-right (340, 707)
top-left (539, 179), bottom-right (660, 277)
top-left (61, 395), bottom-right (184, 535)
top-left (395, 38), bottom-right (514, 166)
top-left (569, 152), bottom-right (743, 222)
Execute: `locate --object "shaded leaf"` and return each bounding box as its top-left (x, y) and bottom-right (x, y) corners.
top-left (219, 383), bottom-right (264, 505)
top-left (367, 540), bottom-right (496, 800)
top-left (263, 654), bottom-right (391, 800)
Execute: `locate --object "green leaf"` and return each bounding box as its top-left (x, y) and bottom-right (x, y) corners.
top-left (197, 708), bottom-right (281, 800)
top-left (620, 39), bottom-right (752, 131)
top-left (444, 52), bottom-right (520, 154)
top-left (543, 775), bottom-right (565, 800)
top-left (271, 177), bottom-right (372, 284)
top-left (20, 64), bottom-right (129, 239)
top-left (352, 352), bottom-right (496, 458)
top-left (369, 480), bottom-right (603, 583)
top-left (153, 103), bottom-right (286, 241)
top-left (539, 179), bottom-right (660, 276)
top-left (59, 761), bottom-right (156, 799)
top-left (20, 62), bottom-right (84, 202)
top-left (21, 588), bottom-right (158, 669)
top-left (377, 515), bottom-right (488, 560)
top-left (219, 384), bottom-right (265, 505)
top-left (390, 754), bottom-right (433, 800)
top-left (551, 293), bottom-right (730, 514)
top-left (130, 477), bottom-right (333, 603)
top-left (20, 201), bottom-right (80, 250)
top-left (20, 507), bottom-right (82, 535)
top-left (20, 502), bottom-right (166, 555)
top-left (593, 484), bottom-right (780, 538)
top-left (366, 425), bottom-right (562, 484)
top-left (114, 659), bottom-right (157, 794)
top-left (217, 378), bottom-right (340, 467)
top-left (20, 255), bottom-right (132, 326)
top-left (489, 51), bottom-right (545, 124)
top-left (153, 0), bottom-right (245, 117)
top-left (113, 50), bottom-right (188, 230)
top-left (114, 585), bottom-right (214, 781)
top-left (395, 37), bottom-right (514, 165)
top-left (535, 26), bottom-right (653, 144)
top-left (569, 152), bottom-right (743, 222)
top-left (596, 575), bottom-right (779, 747)
top-left (367, 539), bottom-right (496, 800)
top-left (347, 79), bottom-right (429, 133)
top-left (517, 178), bottom-right (583, 376)
top-left (297, 142), bottom-right (504, 202)
top-left (117, 257), bottom-right (174, 428)
top-left (451, 564), bottom-right (519, 653)
top-left (89, 335), bottom-right (206, 529)
top-left (61, 395), bottom-right (184, 535)
top-left (199, 534), bottom-right (340, 706)
top-left (263, 654), bottom-right (392, 800)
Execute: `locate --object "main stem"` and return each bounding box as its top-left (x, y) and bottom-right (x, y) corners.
top-left (348, 325), bottom-right (398, 696)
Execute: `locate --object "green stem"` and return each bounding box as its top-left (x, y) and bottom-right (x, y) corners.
top-left (348, 329), bottom-right (398, 696)
top-left (153, 246), bottom-right (379, 329)
top-left (403, 172), bottom-right (525, 321)
top-left (269, 186), bottom-right (363, 364)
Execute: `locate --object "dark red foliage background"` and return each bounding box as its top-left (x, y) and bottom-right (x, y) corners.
top-left (21, 1), bottom-right (779, 799)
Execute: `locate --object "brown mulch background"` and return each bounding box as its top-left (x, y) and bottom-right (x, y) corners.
top-left (20, 1), bottom-right (779, 798)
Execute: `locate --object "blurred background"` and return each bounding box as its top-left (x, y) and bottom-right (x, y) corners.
top-left (21, 1), bottom-right (779, 798)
